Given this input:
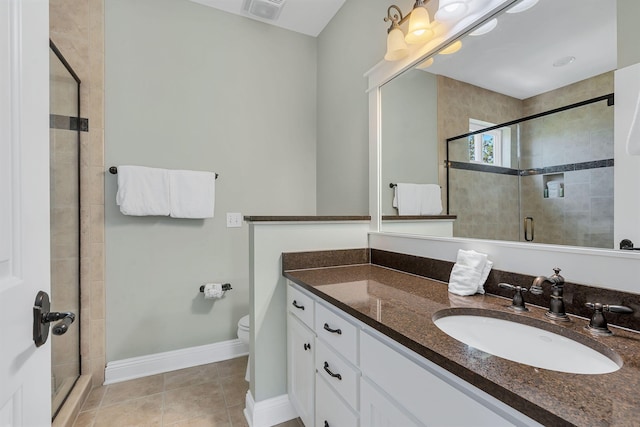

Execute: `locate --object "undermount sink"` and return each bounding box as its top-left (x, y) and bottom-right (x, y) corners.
top-left (433, 309), bottom-right (621, 374)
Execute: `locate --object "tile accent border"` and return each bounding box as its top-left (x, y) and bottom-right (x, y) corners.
top-left (49, 114), bottom-right (89, 132)
top-left (448, 159), bottom-right (614, 177)
top-left (103, 338), bottom-right (248, 385)
top-left (370, 249), bottom-right (640, 332)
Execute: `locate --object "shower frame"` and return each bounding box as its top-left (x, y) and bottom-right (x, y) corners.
top-left (49, 39), bottom-right (83, 421)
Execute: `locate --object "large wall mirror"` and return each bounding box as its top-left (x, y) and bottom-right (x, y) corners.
top-left (379, 0), bottom-right (636, 250)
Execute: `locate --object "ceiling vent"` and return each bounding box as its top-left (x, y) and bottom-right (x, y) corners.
top-left (242, 0), bottom-right (287, 21)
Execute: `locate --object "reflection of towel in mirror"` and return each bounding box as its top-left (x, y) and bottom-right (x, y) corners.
top-left (448, 249), bottom-right (493, 295)
top-left (395, 183), bottom-right (442, 215)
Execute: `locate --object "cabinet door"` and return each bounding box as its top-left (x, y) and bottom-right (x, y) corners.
top-left (288, 314), bottom-right (315, 427)
top-left (360, 378), bottom-right (421, 427)
top-left (316, 375), bottom-right (358, 427)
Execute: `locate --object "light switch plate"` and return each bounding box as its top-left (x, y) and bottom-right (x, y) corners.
top-left (226, 212), bottom-right (243, 228)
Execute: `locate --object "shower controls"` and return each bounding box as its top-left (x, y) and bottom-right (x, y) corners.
top-left (33, 291), bottom-right (76, 347)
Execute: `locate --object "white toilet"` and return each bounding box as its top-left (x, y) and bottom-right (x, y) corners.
top-left (237, 314), bottom-right (250, 382)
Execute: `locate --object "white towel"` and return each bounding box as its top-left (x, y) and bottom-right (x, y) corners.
top-left (395, 183), bottom-right (442, 215)
top-left (418, 184), bottom-right (443, 215)
top-left (448, 249), bottom-right (493, 295)
top-left (169, 169), bottom-right (216, 219)
top-left (448, 264), bottom-right (482, 296)
top-left (116, 165), bottom-right (170, 216)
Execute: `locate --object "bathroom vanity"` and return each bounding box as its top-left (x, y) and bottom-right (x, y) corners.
top-left (283, 251), bottom-right (640, 427)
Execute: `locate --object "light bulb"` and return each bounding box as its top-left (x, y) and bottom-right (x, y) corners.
top-left (439, 40), bottom-right (462, 55)
top-left (385, 27), bottom-right (409, 61)
top-left (405, 6), bottom-right (433, 44)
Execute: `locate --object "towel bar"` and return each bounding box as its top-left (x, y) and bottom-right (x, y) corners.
top-left (390, 183), bottom-right (442, 188)
top-left (109, 166), bottom-right (218, 179)
top-left (199, 283), bottom-right (232, 292)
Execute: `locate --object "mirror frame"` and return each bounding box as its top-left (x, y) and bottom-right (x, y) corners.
top-left (366, 0), bottom-right (640, 294)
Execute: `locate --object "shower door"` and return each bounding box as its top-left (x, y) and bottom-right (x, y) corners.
top-left (446, 94), bottom-right (614, 249)
top-left (49, 41), bottom-right (81, 418)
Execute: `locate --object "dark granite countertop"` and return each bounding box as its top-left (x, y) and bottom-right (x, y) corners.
top-left (381, 215), bottom-right (457, 220)
top-left (284, 264), bottom-right (640, 427)
top-left (244, 216), bottom-right (371, 222)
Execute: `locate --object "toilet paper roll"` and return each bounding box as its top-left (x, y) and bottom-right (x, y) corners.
top-left (203, 283), bottom-right (224, 299)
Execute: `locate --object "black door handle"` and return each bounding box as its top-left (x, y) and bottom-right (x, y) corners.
top-left (292, 300), bottom-right (305, 310)
top-left (33, 291), bottom-right (76, 347)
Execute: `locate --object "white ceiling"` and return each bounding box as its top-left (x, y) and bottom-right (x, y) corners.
top-left (189, 0), bottom-right (346, 37)
top-left (189, 0), bottom-right (616, 99)
top-left (424, 0), bottom-right (617, 99)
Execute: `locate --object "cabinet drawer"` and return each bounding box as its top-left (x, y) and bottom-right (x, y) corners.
top-left (315, 339), bottom-right (359, 410)
top-left (315, 303), bottom-right (358, 364)
top-left (360, 332), bottom-right (517, 426)
top-left (316, 375), bottom-right (358, 427)
top-left (287, 284), bottom-right (314, 329)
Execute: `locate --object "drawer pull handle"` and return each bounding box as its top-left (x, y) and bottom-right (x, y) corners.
top-left (304, 343), bottom-right (311, 351)
top-left (292, 300), bottom-right (305, 310)
top-left (323, 323), bottom-right (342, 335)
top-left (323, 361), bottom-right (342, 380)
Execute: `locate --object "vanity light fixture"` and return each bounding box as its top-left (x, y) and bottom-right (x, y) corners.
top-left (384, 5), bottom-right (410, 61)
top-left (383, 1), bottom-right (434, 61)
top-left (469, 18), bottom-right (497, 36)
top-left (434, 0), bottom-right (470, 22)
top-left (416, 57), bottom-right (435, 69)
top-left (506, 0), bottom-right (538, 14)
top-left (439, 40), bottom-right (463, 54)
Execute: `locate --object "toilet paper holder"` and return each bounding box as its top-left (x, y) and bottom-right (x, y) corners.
top-left (200, 283), bottom-right (232, 292)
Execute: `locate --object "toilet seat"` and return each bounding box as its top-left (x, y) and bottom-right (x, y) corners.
top-left (238, 315), bottom-right (250, 331)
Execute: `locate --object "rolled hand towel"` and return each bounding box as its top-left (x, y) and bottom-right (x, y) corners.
top-left (448, 249), bottom-right (493, 295)
top-left (448, 264), bottom-right (482, 296)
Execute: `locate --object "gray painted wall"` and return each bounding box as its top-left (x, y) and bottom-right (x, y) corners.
top-left (316, 0), bottom-right (416, 214)
top-left (618, 0), bottom-right (640, 68)
top-left (381, 70), bottom-right (438, 215)
top-left (105, 0), bottom-right (317, 362)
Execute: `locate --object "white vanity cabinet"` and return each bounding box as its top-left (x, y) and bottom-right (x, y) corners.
top-left (286, 281), bottom-right (541, 427)
top-left (287, 286), bottom-right (316, 427)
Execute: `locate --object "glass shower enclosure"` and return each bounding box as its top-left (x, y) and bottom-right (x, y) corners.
top-left (49, 40), bottom-right (82, 418)
top-left (446, 94), bottom-right (614, 249)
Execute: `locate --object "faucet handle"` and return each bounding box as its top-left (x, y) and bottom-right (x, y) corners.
top-left (584, 302), bottom-right (634, 336)
top-left (498, 283), bottom-right (529, 312)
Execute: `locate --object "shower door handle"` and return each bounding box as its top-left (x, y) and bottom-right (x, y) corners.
top-left (33, 291), bottom-right (76, 347)
top-left (523, 217), bottom-right (534, 242)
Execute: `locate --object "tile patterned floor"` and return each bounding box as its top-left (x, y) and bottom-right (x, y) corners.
top-left (72, 356), bottom-right (303, 427)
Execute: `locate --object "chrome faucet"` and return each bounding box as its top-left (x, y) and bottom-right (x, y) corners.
top-left (530, 268), bottom-right (569, 321)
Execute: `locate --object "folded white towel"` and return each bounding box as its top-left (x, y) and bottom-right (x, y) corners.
top-left (116, 165), bottom-right (170, 216)
top-left (418, 184), bottom-right (443, 215)
top-left (169, 170), bottom-right (216, 219)
top-left (448, 264), bottom-right (482, 296)
top-left (395, 183), bottom-right (442, 215)
top-left (448, 249), bottom-right (493, 295)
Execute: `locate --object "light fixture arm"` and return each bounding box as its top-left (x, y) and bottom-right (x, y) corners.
top-left (384, 0), bottom-right (432, 32)
top-left (384, 5), bottom-right (405, 33)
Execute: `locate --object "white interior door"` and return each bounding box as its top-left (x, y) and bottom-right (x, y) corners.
top-left (0, 0), bottom-right (51, 425)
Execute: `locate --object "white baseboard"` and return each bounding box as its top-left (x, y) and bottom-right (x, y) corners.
top-left (104, 339), bottom-right (249, 385)
top-left (243, 390), bottom-right (298, 427)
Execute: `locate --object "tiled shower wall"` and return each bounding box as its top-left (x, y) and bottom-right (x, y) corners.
top-left (519, 72), bottom-right (614, 248)
top-left (50, 0), bottom-right (106, 387)
top-left (444, 73), bottom-right (614, 248)
top-left (438, 76), bottom-right (523, 241)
